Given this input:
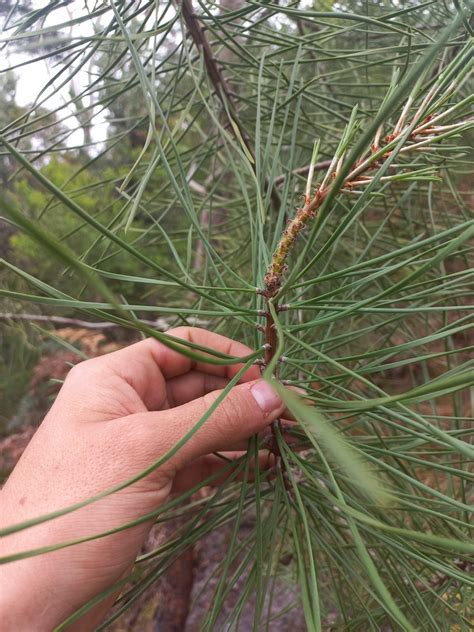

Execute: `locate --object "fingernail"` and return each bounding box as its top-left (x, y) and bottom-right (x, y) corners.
top-left (251, 380), bottom-right (282, 414)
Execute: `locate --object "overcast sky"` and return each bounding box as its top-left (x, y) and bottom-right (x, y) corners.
top-left (2, 1), bottom-right (109, 146)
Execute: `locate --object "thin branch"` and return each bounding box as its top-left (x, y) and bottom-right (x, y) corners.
top-left (274, 160), bottom-right (332, 186)
top-left (0, 313), bottom-right (209, 331)
top-left (181, 0), bottom-right (238, 114)
top-left (258, 85), bottom-right (470, 488)
top-left (180, 0), bottom-right (281, 211)
top-left (263, 100), bottom-right (471, 298)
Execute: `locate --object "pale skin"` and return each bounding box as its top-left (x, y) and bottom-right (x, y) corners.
top-left (0, 327), bottom-right (292, 631)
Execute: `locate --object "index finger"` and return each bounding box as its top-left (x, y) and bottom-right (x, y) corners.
top-left (61, 328), bottom-right (261, 415)
top-left (87, 326), bottom-right (260, 389)
top-left (154, 326), bottom-right (261, 381)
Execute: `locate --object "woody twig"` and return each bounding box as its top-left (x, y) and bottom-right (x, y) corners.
top-left (257, 89), bottom-right (472, 481)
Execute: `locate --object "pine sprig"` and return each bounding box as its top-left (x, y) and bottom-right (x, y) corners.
top-left (263, 90), bottom-right (472, 299)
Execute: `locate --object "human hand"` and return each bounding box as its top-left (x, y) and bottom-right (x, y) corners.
top-left (0, 327), bottom-right (288, 631)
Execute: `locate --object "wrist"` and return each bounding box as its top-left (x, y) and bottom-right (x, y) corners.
top-left (0, 565), bottom-right (50, 632)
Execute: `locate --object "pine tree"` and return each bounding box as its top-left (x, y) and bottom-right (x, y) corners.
top-left (1, 2), bottom-right (473, 629)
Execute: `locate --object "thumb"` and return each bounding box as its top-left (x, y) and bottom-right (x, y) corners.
top-left (139, 379), bottom-right (285, 470)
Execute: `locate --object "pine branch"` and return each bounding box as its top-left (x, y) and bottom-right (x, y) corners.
top-left (273, 160), bottom-right (332, 187)
top-left (181, 0), bottom-right (238, 114)
top-left (263, 99), bottom-right (472, 299)
top-left (179, 0), bottom-right (281, 211)
top-left (258, 82), bottom-right (471, 487)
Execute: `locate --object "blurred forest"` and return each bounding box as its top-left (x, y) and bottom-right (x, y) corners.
top-left (0, 0), bottom-right (186, 432)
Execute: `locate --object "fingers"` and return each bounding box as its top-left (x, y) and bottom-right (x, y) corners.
top-left (136, 379), bottom-right (285, 471)
top-left (154, 327), bottom-right (261, 381)
top-left (63, 327), bottom-right (260, 412)
top-left (163, 371), bottom-right (305, 412)
top-left (163, 372), bottom-right (230, 408)
top-left (171, 450), bottom-right (275, 493)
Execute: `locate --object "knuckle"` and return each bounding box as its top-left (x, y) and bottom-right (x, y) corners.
top-left (65, 357), bottom-right (99, 383)
top-left (65, 360), bottom-right (88, 381)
